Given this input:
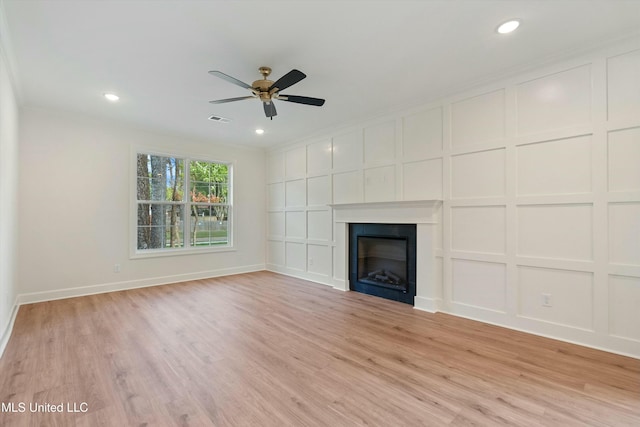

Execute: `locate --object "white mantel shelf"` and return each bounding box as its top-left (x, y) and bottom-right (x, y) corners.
top-left (329, 200), bottom-right (442, 224)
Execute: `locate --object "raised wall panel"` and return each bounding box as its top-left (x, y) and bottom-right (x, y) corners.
top-left (451, 206), bottom-right (506, 254)
top-left (333, 245), bottom-right (345, 282)
top-left (609, 275), bottom-right (640, 341)
top-left (307, 139), bottom-right (332, 175)
top-left (436, 209), bottom-right (443, 251)
top-left (364, 121), bottom-right (396, 164)
top-left (518, 266), bottom-right (593, 330)
top-left (332, 130), bottom-right (361, 171)
top-left (435, 257), bottom-right (443, 299)
top-left (451, 90), bottom-right (505, 150)
top-left (308, 244), bottom-right (330, 276)
top-left (267, 240), bottom-right (284, 266)
top-left (402, 159), bottom-right (442, 200)
top-left (307, 175), bottom-right (329, 207)
top-left (268, 183), bottom-right (284, 210)
top-left (608, 127), bottom-right (640, 192)
top-left (364, 166), bottom-right (395, 202)
top-left (452, 259), bottom-right (506, 312)
top-left (609, 202), bottom-right (640, 266)
top-left (516, 65), bottom-right (591, 135)
top-left (517, 135), bottom-right (592, 196)
top-left (403, 107), bottom-right (442, 159)
top-left (285, 146), bottom-right (306, 178)
top-left (285, 179), bottom-right (306, 208)
top-left (308, 210), bottom-right (331, 241)
top-left (451, 149), bottom-right (505, 199)
top-left (607, 49), bottom-right (640, 121)
top-left (285, 211), bottom-right (305, 239)
top-left (517, 204), bottom-right (593, 261)
top-left (333, 171), bottom-right (362, 204)
top-left (267, 152), bottom-right (284, 183)
top-left (285, 242), bottom-right (306, 271)
top-left (268, 212), bottom-right (284, 238)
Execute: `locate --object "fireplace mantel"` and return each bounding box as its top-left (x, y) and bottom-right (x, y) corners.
top-left (330, 200), bottom-right (443, 313)
top-left (329, 200), bottom-right (441, 224)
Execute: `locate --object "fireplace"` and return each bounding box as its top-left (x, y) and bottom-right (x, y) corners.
top-left (330, 200), bottom-right (442, 313)
top-left (349, 223), bottom-right (417, 304)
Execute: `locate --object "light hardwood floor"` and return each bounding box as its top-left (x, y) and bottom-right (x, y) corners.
top-left (1, 271), bottom-right (638, 426)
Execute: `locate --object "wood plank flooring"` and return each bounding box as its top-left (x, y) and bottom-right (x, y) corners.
top-left (1, 271), bottom-right (638, 426)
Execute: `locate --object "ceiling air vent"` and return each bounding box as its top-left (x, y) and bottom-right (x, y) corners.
top-left (208, 115), bottom-right (231, 123)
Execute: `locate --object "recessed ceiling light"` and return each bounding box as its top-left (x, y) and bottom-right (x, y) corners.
top-left (497, 20), bottom-right (520, 34)
top-left (255, 129), bottom-right (265, 135)
top-left (104, 93), bottom-right (120, 102)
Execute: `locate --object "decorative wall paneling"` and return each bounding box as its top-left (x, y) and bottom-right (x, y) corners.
top-left (267, 41), bottom-right (640, 357)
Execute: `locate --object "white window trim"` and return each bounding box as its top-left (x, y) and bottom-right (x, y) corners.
top-left (129, 146), bottom-right (235, 259)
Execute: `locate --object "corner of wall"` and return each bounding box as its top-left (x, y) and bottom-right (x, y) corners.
top-left (0, 298), bottom-right (19, 358)
top-left (0, 24), bottom-right (20, 358)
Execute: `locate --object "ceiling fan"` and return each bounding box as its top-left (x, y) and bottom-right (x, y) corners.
top-left (208, 67), bottom-right (325, 119)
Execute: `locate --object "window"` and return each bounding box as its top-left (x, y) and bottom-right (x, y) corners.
top-left (134, 151), bottom-right (232, 255)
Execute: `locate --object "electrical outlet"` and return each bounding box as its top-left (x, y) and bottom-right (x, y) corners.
top-left (114, 264), bottom-right (121, 273)
top-left (308, 258), bottom-right (314, 266)
top-left (542, 293), bottom-right (552, 307)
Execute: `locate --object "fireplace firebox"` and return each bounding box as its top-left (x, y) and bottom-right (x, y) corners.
top-left (349, 223), bottom-right (417, 305)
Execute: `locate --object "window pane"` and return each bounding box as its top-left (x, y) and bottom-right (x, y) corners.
top-left (211, 182), bottom-right (229, 203)
top-left (189, 205), bottom-right (229, 247)
top-left (189, 161), bottom-right (228, 203)
top-left (137, 204), bottom-right (184, 249)
top-left (137, 154), bottom-right (184, 201)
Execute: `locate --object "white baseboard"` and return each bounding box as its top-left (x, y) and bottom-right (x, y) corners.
top-left (444, 309), bottom-right (640, 360)
top-left (265, 264), bottom-right (335, 288)
top-left (1, 265), bottom-right (266, 359)
top-left (265, 266), bottom-right (639, 359)
top-left (414, 296), bottom-right (442, 313)
top-left (14, 265), bottom-right (632, 360)
top-left (17, 264), bottom-right (266, 305)
top-left (331, 278), bottom-right (348, 291)
top-left (0, 299), bottom-right (19, 358)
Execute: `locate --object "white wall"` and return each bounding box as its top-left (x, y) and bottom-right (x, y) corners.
top-left (17, 108), bottom-right (266, 302)
top-left (266, 40), bottom-right (640, 358)
top-left (0, 26), bottom-right (20, 354)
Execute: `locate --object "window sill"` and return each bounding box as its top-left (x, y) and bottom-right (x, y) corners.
top-left (130, 246), bottom-right (236, 260)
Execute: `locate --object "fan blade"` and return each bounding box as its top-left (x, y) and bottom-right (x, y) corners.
top-left (263, 101), bottom-right (277, 118)
top-left (208, 70), bottom-right (252, 90)
top-left (279, 95), bottom-right (325, 106)
top-left (209, 96), bottom-right (254, 104)
top-left (268, 69), bottom-right (306, 92)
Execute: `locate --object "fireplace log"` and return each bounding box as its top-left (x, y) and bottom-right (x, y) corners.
top-left (368, 269), bottom-right (384, 279)
top-left (386, 271), bottom-right (401, 283)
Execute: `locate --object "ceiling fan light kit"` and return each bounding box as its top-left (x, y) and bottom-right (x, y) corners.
top-left (209, 66), bottom-right (325, 119)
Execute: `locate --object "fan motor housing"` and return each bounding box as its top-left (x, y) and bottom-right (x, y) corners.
top-left (252, 79), bottom-right (273, 91)
top-left (253, 79), bottom-right (275, 102)
top-left (259, 93), bottom-right (273, 102)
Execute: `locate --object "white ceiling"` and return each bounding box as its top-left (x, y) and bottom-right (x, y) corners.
top-left (2, 0), bottom-right (639, 148)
